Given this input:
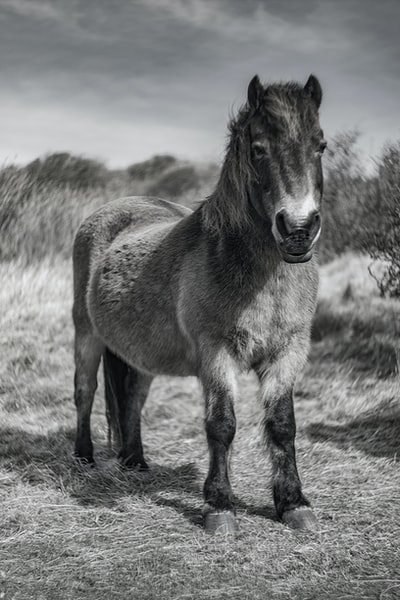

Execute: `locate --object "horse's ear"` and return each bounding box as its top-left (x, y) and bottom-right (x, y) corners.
top-left (247, 75), bottom-right (263, 110)
top-left (304, 74), bottom-right (322, 108)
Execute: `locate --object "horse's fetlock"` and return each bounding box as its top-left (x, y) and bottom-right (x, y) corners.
top-left (204, 478), bottom-right (234, 511)
top-left (273, 478), bottom-right (308, 517)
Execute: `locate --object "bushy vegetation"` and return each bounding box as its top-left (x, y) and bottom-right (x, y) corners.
top-left (147, 164), bottom-right (200, 198)
top-left (364, 143), bottom-right (400, 297)
top-left (319, 130), bottom-right (365, 262)
top-left (319, 134), bottom-right (400, 297)
top-left (25, 152), bottom-right (108, 190)
top-left (0, 153), bottom-right (215, 264)
top-left (127, 154), bottom-right (177, 180)
top-left (0, 164), bottom-right (112, 263)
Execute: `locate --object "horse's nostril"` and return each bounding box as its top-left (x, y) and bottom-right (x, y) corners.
top-left (313, 212), bottom-right (321, 226)
top-left (275, 211), bottom-right (290, 238)
top-left (298, 211), bottom-right (321, 235)
top-left (308, 212), bottom-right (321, 236)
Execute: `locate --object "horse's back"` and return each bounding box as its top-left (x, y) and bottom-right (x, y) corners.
top-left (75, 196), bottom-right (190, 255)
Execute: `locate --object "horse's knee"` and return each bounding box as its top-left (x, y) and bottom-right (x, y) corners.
top-left (263, 390), bottom-right (296, 448)
top-left (74, 332), bottom-right (103, 367)
top-left (200, 346), bottom-right (237, 448)
top-left (74, 337), bottom-right (102, 402)
top-left (74, 365), bottom-right (98, 398)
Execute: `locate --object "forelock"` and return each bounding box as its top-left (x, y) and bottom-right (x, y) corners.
top-left (259, 82), bottom-right (318, 140)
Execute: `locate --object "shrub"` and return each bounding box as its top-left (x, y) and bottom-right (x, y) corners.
top-left (0, 161), bottom-right (123, 264)
top-left (364, 142), bottom-right (400, 297)
top-left (0, 166), bottom-right (34, 236)
top-left (318, 133), bottom-right (400, 297)
top-left (146, 165), bottom-right (200, 198)
top-left (127, 155), bottom-right (177, 180)
top-left (25, 152), bottom-right (107, 190)
top-left (0, 178), bottom-right (108, 263)
top-left (319, 130), bottom-right (367, 262)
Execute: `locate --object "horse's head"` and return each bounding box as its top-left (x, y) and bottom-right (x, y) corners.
top-left (246, 74), bottom-right (326, 263)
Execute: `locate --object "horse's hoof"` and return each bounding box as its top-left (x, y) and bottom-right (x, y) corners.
top-left (74, 453), bottom-right (95, 467)
top-left (282, 507), bottom-right (319, 531)
top-left (204, 510), bottom-right (238, 535)
top-left (120, 457), bottom-right (149, 471)
top-left (137, 461), bottom-right (149, 472)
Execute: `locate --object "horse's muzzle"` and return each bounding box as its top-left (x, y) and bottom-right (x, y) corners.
top-left (274, 210), bottom-right (321, 264)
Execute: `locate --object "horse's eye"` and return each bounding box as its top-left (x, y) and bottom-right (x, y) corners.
top-left (317, 140), bottom-right (327, 155)
top-left (252, 142), bottom-right (267, 160)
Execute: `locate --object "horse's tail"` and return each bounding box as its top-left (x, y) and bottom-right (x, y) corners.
top-left (103, 347), bottom-right (129, 452)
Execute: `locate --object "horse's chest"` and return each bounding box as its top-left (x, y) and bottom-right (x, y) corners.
top-left (226, 284), bottom-right (314, 369)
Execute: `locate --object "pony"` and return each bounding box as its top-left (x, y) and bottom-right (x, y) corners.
top-left (72, 74), bottom-right (326, 534)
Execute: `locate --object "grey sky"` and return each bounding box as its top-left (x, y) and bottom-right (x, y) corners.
top-left (0, 0), bottom-right (399, 167)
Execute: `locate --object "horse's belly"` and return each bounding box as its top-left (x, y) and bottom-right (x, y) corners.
top-left (110, 327), bottom-right (196, 376)
top-left (91, 297), bottom-right (197, 376)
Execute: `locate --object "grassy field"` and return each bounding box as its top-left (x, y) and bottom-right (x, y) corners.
top-left (0, 251), bottom-right (399, 600)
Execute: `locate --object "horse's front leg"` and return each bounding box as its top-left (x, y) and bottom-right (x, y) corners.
top-left (200, 346), bottom-right (238, 534)
top-left (257, 340), bottom-right (318, 531)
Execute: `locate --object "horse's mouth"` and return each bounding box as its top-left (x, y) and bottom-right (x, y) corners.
top-left (280, 248), bottom-right (314, 263)
top-left (273, 227), bottom-right (319, 265)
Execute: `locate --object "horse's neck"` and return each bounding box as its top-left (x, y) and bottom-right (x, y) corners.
top-left (203, 216), bottom-right (280, 291)
top-left (200, 154), bottom-right (283, 285)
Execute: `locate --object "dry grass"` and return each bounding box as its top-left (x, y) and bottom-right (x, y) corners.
top-left (1, 253), bottom-right (400, 599)
top-left (0, 171), bottom-right (132, 264)
top-left (0, 161), bottom-right (217, 265)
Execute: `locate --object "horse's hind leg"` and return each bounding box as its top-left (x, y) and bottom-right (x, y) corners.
top-left (74, 333), bottom-right (104, 464)
top-left (199, 345), bottom-right (238, 534)
top-left (257, 338), bottom-right (318, 531)
top-left (103, 348), bottom-right (153, 470)
top-left (120, 369), bottom-right (153, 469)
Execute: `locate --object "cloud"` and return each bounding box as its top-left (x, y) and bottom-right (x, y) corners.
top-left (0, 0), bottom-right (64, 21)
top-left (0, 0), bottom-right (118, 43)
top-left (139, 0), bottom-right (353, 52)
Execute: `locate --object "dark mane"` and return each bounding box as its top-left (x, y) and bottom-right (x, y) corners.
top-left (201, 105), bottom-right (256, 235)
top-left (201, 81), bottom-right (320, 235)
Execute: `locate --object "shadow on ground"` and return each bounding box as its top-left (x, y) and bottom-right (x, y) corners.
top-left (307, 408), bottom-right (400, 458)
top-left (0, 426), bottom-right (275, 527)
